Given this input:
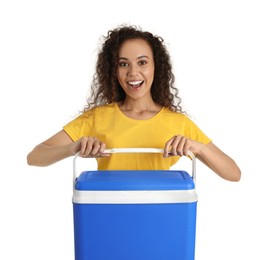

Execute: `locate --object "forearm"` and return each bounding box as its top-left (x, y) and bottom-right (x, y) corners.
top-left (197, 143), bottom-right (241, 181)
top-left (27, 143), bottom-right (74, 167)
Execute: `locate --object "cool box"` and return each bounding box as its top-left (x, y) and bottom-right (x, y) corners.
top-left (72, 149), bottom-right (197, 260)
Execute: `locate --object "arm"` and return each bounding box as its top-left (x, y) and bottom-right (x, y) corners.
top-left (196, 142), bottom-right (241, 181)
top-left (164, 135), bottom-right (241, 182)
top-left (27, 130), bottom-right (109, 167)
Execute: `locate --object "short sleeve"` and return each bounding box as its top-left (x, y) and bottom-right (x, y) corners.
top-left (183, 116), bottom-right (212, 145)
top-left (63, 109), bottom-right (95, 142)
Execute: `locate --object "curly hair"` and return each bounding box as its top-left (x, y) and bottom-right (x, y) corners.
top-left (84, 25), bottom-right (185, 113)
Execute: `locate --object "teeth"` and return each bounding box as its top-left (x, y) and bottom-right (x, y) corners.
top-left (128, 81), bottom-right (143, 86)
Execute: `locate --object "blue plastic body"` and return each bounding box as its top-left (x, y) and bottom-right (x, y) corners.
top-left (73, 170), bottom-right (197, 260)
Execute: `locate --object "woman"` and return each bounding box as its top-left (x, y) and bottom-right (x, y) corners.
top-left (27, 25), bottom-right (241, 181)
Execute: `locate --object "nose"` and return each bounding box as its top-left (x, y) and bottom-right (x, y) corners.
top-left (127, 64), bottom-right (139, 76)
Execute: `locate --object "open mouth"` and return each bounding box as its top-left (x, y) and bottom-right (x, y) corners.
top-left (128, 80), bottom-right (144, 90)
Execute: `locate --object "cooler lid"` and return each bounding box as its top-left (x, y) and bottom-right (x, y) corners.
top-left (74, 170), bottom-right (195, 191)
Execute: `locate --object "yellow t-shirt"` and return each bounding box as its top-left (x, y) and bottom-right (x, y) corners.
top-left (63, 103), bottom-right (211, 170)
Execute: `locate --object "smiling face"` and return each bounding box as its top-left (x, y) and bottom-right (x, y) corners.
top-left (116, 38), bottom-right (155, 102)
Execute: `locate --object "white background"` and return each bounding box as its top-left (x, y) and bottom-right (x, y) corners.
top-left (1, 0), bottom-right (276, 259)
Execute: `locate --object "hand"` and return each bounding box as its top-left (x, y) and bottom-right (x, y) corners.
top-left (72, 137), bottom-right (110, 158)
top-left (163, 135), bottom-right (204, 158)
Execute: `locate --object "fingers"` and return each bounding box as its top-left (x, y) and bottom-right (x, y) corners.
top-left (164, 135), bottom-right (190, 158)
top-left (164, 136), bottom-right (175, 157)
top-left (78, 137), bottom-right (109, 158)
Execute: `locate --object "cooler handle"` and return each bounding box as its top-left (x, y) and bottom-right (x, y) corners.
top-left (73, 148), bottom-right (196, 183)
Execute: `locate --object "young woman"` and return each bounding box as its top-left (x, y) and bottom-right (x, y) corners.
top-left (27, 25), bottom-right (241, 181)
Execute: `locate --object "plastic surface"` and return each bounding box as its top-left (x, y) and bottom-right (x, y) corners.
top-left (73, 202), bottom-right (197, 260)
top-left (75, 170), bottom-right (195, 191)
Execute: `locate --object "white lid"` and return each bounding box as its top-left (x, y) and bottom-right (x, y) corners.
top-left (73, 189), bottom-right (198, 204)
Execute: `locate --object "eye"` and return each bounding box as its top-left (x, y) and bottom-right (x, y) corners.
top-left (118, 62), bottom-right (128, 67)
top-left (139, 60), bottom-right (147, 65)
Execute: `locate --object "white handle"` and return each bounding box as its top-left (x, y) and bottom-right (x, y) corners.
top-left (73, 148), bottom-right (196, 185)
top-left (104, 148), bottom-right (164, 153)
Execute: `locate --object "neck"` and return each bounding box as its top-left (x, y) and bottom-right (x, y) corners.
top-left (119, 98), bottom-right (160, 113)
top-left (118, 98), bottom-right (162, 120)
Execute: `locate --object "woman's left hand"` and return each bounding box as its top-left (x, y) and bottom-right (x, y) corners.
top-left (164, 135), bottom-right (241, 181)
top-left (163, 135), bottom-right (205, 158)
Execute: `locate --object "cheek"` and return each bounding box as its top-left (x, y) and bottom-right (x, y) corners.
top-left (145, 68), bottom-right (155, 81)
top-left (116, 71), bottom-right (128, 89)
top-left (116, 70), bottom-right (124, 82)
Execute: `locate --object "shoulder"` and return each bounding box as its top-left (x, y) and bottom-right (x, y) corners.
top-left (81, 103), bottom-right (116, 118)
top-left (161, 108), bottom-right (200, 130)
top-left (162, 108), bottom-right (192, 122)
top-left (94, 103), bottom-right (116, 112)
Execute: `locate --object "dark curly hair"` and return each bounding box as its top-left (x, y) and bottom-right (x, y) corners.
top-left (84, 25), bottom-right (185, 113)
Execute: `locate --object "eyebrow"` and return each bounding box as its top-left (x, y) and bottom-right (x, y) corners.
top-left (118, 55), bottom-right (149, 60)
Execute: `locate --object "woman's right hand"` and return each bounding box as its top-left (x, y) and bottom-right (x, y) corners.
top-left (72, 136), bottom-right (110, 158)
top-left (27, 131), bottom-right (110, 166)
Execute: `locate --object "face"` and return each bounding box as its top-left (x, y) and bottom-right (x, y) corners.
top-left (116, 38), bottom-right (155, 101)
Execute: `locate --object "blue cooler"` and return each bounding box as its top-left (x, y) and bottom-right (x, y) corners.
top-left (72, 148), bottom-right (197, 260)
